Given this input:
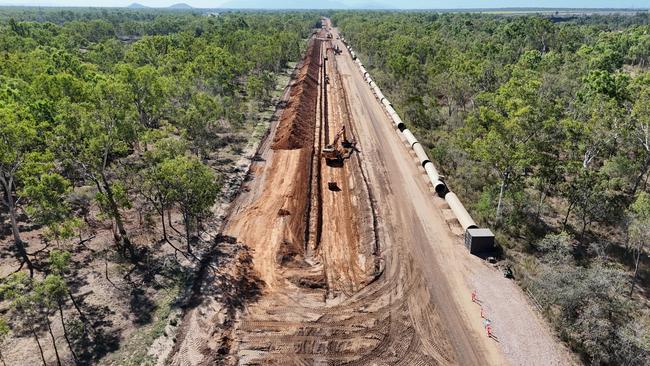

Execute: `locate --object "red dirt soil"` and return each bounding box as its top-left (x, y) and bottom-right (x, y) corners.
top-left (271, 37), bottom-right (322, 150)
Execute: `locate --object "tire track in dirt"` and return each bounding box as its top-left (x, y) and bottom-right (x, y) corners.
top-left (170, 23), bottom-right (462, 366)
top-left (230, 27), bottom-right (455, 365)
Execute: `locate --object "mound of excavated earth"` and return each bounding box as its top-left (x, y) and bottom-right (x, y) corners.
top-left (271, 37), bottom-right (321, 150)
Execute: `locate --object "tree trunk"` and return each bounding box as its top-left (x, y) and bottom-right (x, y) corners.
top-left (58, 302), bottom-right (78, 364)
top-left (563, 201), bottom-right (575, 229)
top-left (31, 326), bottom-right (47, 366)
top-left (1, 176), bottom-right (34, 277)
top-left (580, 217), bottom-right (589, 242)
top-left (496, 171), bottom-right (509, 222)
top-left (160, 208), bottom-right (168, 242)
top-left (46, 316), bottom-right (62, 366)
top-left (536, 189), bottom-right (546, 220)
top-left (629, 245), bottom-right (642, 297)
top-left (100, 173), bottom-right (136, 260)
top-left (67, 289), bottom-right (96, 340)
top-left (168, 210), bottom-right (182, 236)
top-left (184, 213), bottom-right (192, 255)
top-left (631, 154), bottom-right (650, 197)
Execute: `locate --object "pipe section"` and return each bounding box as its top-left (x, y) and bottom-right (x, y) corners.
top-left (352, 50), bottom-right (480, 237)
top-left (412, 142), bottom-right (431, 166)
top-left (445, 192), bottom-right (478, 231)
top-left (402, 129), bottom-right (418, 147)
top-left (387, 111), bottom-right (404, 130)
top-left (424, 162), bottom-right (447, 195)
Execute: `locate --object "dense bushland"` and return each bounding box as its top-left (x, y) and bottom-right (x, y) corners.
top-left (0, 9), bottom-right (316, 364)
top-left (333, 11), bottom-right (650, 365)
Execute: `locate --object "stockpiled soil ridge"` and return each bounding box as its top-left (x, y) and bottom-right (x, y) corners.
top-left (272, 37), bottom-right (321, 150)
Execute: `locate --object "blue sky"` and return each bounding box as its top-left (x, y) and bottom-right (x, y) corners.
top-left (0, 0), bottom-right (648, 9)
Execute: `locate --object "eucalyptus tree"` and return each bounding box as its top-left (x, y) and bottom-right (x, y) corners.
top-left (0, 273), bottom-right (46, 365)
top-left (0, 102), bottom-right (39, 276)
top-left (154, 156), bottom-right (220, 255)
top-left (55, 77), bottom-right (139, 259)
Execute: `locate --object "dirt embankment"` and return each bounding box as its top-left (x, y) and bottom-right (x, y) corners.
top-left (271, 37), bottom-right (322, 150)
top-left (225, 36), bottom-right (324, 284)
top-left (163, 37), bottom-right (321, 366)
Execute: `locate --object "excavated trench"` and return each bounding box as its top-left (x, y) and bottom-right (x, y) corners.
top-left (168, 22), bottom-right (533, 366)
top-left (169, 31), bottom-right (393, 366)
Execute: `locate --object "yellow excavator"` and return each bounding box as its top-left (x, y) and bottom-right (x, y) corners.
top-left (322, 125), bottom-right (351, 167)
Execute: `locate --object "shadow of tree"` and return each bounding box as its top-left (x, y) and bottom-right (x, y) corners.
top-left (63, 246), bottom-right (192, 364)
top-left (129, 287), bottom-right (156, 325)
top-left (68, 292), bottom-right (120, 365)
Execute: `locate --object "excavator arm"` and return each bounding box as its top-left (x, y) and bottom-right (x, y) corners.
top-left (322, 125), bottom-right (348, 165)
top-left (331, 126), bottom-right (346, 147)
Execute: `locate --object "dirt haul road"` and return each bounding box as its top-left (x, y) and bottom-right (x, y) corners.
top-left (168, 20), bottom-right (572, 366)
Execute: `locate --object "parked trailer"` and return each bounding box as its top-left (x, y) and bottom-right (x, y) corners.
top-left (445, 192), bottom-right (478, 231)
top-left (464, 228), bottom-right (495, 254)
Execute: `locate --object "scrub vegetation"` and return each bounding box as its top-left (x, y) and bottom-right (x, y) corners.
top-left (333, 11), bottom-right (650, 365)
top-left (0, 8), bottom-right (316, 365)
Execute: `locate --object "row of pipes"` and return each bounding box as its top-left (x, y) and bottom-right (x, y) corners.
top-left (344, 42), bottom-right (478, 232)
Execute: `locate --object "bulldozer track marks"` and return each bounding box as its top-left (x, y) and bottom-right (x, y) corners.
top-left (168, 24), bottom-right (468, 366)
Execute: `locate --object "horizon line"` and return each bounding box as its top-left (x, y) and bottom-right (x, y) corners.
top-left (0, 4), bottom-right (649, 10)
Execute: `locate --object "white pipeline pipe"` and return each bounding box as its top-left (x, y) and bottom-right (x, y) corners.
top-left (412, 142), bottom-right (431, 166)
top-left (445, 192), bottom-right (478, 231)
top-left (424, 162), bottom-right (447, 195)
top-left (391, 113), bottom-right (405, 130)
top-left (423, 160), bottom-right (439, 179)
top-left (402, 129), bottom-right (418, 147)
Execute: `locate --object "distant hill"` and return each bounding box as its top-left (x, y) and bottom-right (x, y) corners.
top-left (220, 0), bottom-right (349, 9)
top-left (127, 2), bottom-right (148, 8)
top-left (169, 2), bottom-right (192, 8)
top-left (349, 1), bottom-right (388, 9)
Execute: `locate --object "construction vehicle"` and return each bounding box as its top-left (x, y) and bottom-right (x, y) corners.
top-left (334, 45), bottom-right (342, 55)
top-left (322, 125), bottom-right (352, 166)
top-left (327, 33), bottom-right (333, 39)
